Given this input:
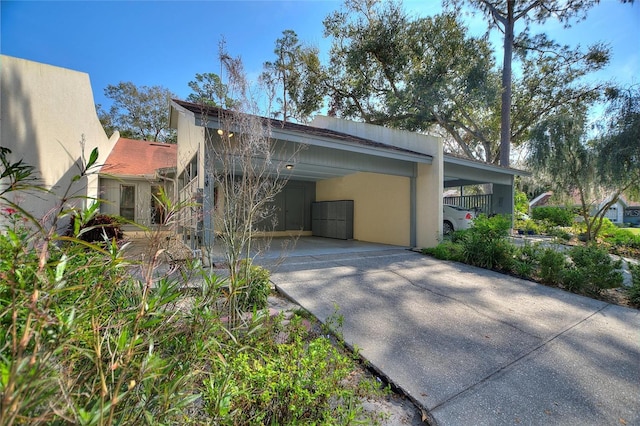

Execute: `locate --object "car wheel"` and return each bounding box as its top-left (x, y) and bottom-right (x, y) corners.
top-left (443, 220), bottom-right (454, 235)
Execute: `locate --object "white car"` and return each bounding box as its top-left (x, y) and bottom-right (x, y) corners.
top-left (443, 204), bottom-right (475, 234)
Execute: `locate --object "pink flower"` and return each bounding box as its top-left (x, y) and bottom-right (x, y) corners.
top-left (2, 207), bottom-right (18, 215)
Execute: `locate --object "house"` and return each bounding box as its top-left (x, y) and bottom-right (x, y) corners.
top-left (169, 100), bottom-right (523, 249)
top-left (0, 55), bottom-right (117, 228)
top-left (99, 138), bottom-right (177, 229)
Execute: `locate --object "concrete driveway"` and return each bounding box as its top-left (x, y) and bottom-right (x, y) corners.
top-left (258, 238), bottom-right (640, 425)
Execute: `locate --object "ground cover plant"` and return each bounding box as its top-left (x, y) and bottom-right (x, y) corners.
top-left (0, 147), bottom-right (394, 425)
top-left (423, 214), bottom-right (635, 304)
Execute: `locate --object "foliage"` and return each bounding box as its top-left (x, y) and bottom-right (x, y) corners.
top-left (596, 87), bottom-right (640, 199)
top-left (537, 248), bottom-right (568, 286)
top-left (563, 245), bottom-right (623, 295)
top-left (186, 72), bottom-right (235, 108)
top-left (66, 209), bottom-right (124, 243)
top-left (446, 0), bottom-right (606, 166)
top-left (514, 189), bottom-right (529, 217)
top-left (459, 214), bottom-right (514, 270)
top-left (203, 315), bottom-right (362, 425)
top-left (318, 0), bottom-right (501, 162)
top-left (237, 259), bottom-right (271, 311)
top-left (261, 30), bottom-right (324, 123)
top-left (531, 206), bottom-right (575, 227)
top-left (98, 81), bottom-right (177, 143)
top-left (511, 242), bottom-right (543, 278)
top-left (627, 263), bottom-right (640, 307)
top-left (422, 240), bottom-right (464, 262)
top-left (200, 44), bottom-right (300, 327)
top-left (0, 142), bottom-right (375, 425)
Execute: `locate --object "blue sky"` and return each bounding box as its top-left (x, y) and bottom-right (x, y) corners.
top-left (1, 0), bottom-right (638, 111)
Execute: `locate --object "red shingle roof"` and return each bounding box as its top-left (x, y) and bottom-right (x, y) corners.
top-left (101, 138), bottom-right (177, 177)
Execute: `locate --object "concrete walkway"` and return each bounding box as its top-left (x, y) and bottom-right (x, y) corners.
top-left (260, 241), bottom-right (640, 425)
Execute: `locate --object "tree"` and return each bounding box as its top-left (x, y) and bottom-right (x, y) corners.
top-left (445, 0), bottom-right (608, 166)
top-left (318, 0), bottom-right (500, 161)
top-left (100, 82), bottom-right (176, 143)
top-left (528, 87), bottom-right (640, 241)
top-left (597, 87), bottom-right (640, 200)
top-left (307, 0), bottom-right (608, 164)
top-left (186, 72), bottom-right (235, 107)
top-left (200, 42), bottom-right (301, 326)
top-left (261, 30), bottom-right (324, 123)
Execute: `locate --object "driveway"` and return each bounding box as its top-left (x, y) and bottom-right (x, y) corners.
top-left (259, 239), bottom-right (640, 425)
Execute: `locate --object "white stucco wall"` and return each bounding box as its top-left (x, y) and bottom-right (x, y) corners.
top-left (1, 55), bottom-right (116, 226)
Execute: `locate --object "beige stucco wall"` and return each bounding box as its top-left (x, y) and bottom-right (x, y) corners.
top-left (311, 116), bottom-right (443, 248)
top-left (0, 55), bottom-right (116, 226)
top-left (317, 172), bottom-right (411, 246)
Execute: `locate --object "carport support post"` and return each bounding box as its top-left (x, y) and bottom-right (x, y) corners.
top-left (410, 168), bottom-right (416, 248)
top-left (415, 161), bottom-right (443, 249)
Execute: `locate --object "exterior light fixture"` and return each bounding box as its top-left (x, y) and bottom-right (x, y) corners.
top-left (285, 164), bottom-right (294, 170)
top-left (217, 129), bottom-right (234, 137)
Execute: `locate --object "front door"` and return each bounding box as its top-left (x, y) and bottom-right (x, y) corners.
top-left (285, 187), bottom-right (305, 230)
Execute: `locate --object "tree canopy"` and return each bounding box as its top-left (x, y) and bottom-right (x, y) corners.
top-left (291, 0), bottom-right (611, 164)
top-left (261, 30), bottom-right (324, 123)
top-left (99, 82), bottom-right (176, 143)
top-left (446, 0), bottom-right (602, 166)
top-left (187, 72), bottom-right (235, 108)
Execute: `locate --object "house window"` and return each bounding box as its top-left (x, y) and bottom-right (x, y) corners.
top-left (120, 185), bottom-right (135, 221)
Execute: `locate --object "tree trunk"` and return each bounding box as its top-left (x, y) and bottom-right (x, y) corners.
top-left (499, 0), bottom-right (515, 168)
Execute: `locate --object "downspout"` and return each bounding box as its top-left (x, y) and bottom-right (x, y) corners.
top-left (410, 163), bottom-right (417, 248)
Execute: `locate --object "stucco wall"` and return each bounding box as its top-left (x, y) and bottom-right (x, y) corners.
top-left (311, 116), bottom-right (443, 248)
top-left (316, 172), bottom-right (411, 246)
top-left (1, 55), bottom-right (116, 225)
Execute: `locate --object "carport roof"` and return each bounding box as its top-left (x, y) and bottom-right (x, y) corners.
top-left (170, 99), bottom-right (433, 164)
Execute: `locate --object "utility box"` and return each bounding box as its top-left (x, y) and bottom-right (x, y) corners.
top-left (312, 200), bottom-right (354, 240)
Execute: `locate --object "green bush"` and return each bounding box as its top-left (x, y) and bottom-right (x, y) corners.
top-left (460, 214), bottom-right (514, 270)
top-left (203, 315), bottom-right (360, 425)
top-left (511, 243), bottom-right (542, 278)
top-left (563, 245), bottom-right (623, 295)
top-left (422, 240), bottom-right (464, 261)
top-left (237, 259), bottom-right (271, 311)
top-left (627, 263), bottom-right (640, 306)
top-left (531, 206), bottom-right (575, 227)
top-left (538, 248), bottom-right (568, 286)
top-left (67, 212), bottom-right (124, 243)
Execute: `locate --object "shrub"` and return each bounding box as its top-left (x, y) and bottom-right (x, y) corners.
top-left (563, 245), bottom-right (623, 295)
top-left (422, 240), bottom-right (464, 262)
top-left (628, 263), bottom-right (640, 306)
top-left (511, 243), bottom-right (542, 278)
top-left (460, 214), bottom-right (514, 270)
top-left (67, 212), bottom-right (124, 243)
top-left (538, 248), bottom-right (568, 286)
top-left (203, 315), bottom-right (360, 425)
top-left (531, 206), bottom-right (575, 227)
top-left (237, 259), bottom-right (271, 311)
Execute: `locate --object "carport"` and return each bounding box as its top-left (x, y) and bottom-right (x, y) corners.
top-left (444, 154), bottom-right (524, 216)
top-left (169, 101), bottom-right (523, 250)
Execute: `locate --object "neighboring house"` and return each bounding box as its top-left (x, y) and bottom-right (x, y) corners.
top-left (1, 55), bottom-right (117, 227)
top-left (530, 191), bottom-right (632, 224)
top-left (169, 100), bottom-right (523, 249)
top-left (99, 138), bottom-right (177, 229)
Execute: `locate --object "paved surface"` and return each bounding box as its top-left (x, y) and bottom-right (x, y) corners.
top-left (257, 238), bottom-right (640, 426)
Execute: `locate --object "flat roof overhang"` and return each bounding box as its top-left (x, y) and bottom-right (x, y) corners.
top-left (170, 101), bottom-right (432, 181)
top-left (444, 155), bottom-right (528, 187)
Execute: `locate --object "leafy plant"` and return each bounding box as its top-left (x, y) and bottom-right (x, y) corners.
top-left (531, 206), bottom-right (575, 227)
top-left (237, 259), bottom-right (271, 311)
top-left (538, 248), bottom-right (568, 286)
top-left (460, 214), bottom-right (514, 270)
top-left (563, 245), bottom-right (623, 295)
top-left (627, 263), bottom-right (640, 306)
